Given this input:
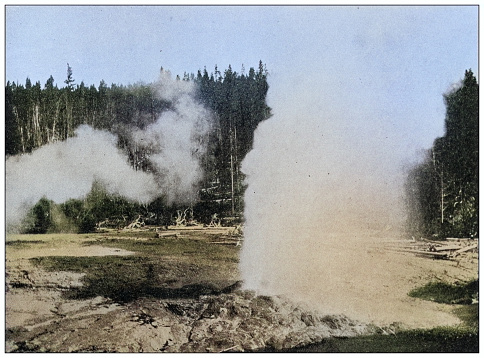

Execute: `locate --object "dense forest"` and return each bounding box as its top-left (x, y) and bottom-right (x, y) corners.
top-left (5, 62), bottom-right (271, 233)
top-left (5, 66), bottom-right (478, 238)
top-left (405, 69), bottom-right (478, 239)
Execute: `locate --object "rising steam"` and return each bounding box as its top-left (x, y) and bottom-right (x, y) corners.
top-left (6, 71), bottom-right (212, 229)
top-left (130, 70), bottom-right (213, 204)
top-left (239, 84), bottom-right (406, 321)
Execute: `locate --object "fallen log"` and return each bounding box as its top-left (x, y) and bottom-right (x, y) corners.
top-left (433, 245), bottom-right (462, 252)
top-left (451, 244), bottom-right (478, 258)
top-left (210, 241), bottom-right (239, 246)
top-left (397, 249), bottom-right (450, 259)
top-left (155, 232), bottom-right (179, 239)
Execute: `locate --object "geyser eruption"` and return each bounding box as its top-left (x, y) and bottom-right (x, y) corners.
top-left (239, 86), bottom-right (405, 321)
top-left (6, 70), bottom-right (212, 230)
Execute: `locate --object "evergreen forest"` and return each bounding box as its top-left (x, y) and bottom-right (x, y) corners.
top-left (405, 69), bottom-right (478, 239)
top-left (5, 62), bottom-right (271, 233)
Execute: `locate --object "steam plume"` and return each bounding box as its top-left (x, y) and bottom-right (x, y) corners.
top-left (6, 125), bottom-right (158, 227)
top-left (130, 70), bottom-right (213, 204)
top-left (239, 81), bottom-right (405, 320)
top-left (6, 70), bottom-right (212, 229)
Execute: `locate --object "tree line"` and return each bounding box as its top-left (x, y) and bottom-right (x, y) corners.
top-left (8, 65), bottom-right (476, 238)
top-left (6, 62), bottom-right (271, 233)
top-left (405, 69), bottom-right (478, 239)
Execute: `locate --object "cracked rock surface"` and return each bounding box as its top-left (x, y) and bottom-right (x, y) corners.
top-left (7, 288), bottom-right (377, 353)
top-left (6, 261), bottom-right (377, 353)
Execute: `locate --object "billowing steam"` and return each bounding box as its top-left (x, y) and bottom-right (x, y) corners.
top-left (239, 84), bottom-right (406, 321)
top-left (130, 70), bottom-right (213, 204)
top-left (6, 71), bottom-right (212, 229)
top-left (6, 125), bottom-right (158, 227)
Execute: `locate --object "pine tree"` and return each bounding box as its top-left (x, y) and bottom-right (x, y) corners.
top-left (406, 70), bottom-right (478, 238)
top-left (5, 81), bottom-right (21, 155)
top-left (63, 63), bottom-right (76, 139)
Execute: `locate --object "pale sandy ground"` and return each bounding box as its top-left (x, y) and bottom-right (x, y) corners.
top-left (5, 234), bottom-right (134, 329)
top-left (253, 233), bottom-right (478, 329)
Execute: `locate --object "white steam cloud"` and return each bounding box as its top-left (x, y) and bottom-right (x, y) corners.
top-left (6, 125), bottom-right (158, 226)
top-left (131, 70), bottom-right (212, 204)
top-left (239, 80), bottom-right (406, 321)
top-left (6, 71), bottom-right (212, 228)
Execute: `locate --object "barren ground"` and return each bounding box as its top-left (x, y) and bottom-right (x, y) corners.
top-left (5, 228), bottom-right (478, 352)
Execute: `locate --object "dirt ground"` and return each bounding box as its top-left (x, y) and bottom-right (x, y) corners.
top-left (4, 228), bottom-right (478, 352)
top-left (265, 233), bottom-right (479, 329)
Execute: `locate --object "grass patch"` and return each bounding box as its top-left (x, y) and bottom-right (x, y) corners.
top-left (408, 279), bottom-right (478, 304)
top-left (30, 255), bottom-right (152, 301)
top-left (30, 255), bottom-right (225, 302)
top-left (30, 236), bottom-right (240, 303)
top-left (453, 304), bottom-right (479, 330)
top-left (6, 240), bottom-right (44, 248)
top-left (87, 237), bottom-right (239, 265)
top-left (281, 326), bottom-right (478, 353)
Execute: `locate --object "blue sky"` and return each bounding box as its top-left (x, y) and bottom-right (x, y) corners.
top-left (5, 5), bottom-right (478, 164)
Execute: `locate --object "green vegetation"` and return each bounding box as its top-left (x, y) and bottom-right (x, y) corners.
top-left (408, 279), bottom-right (478, 305)
top-left (92, 235), bottom-right (239, 265)
top-left (60, 182), bottom-right (142, 233)
top-left (410, 278), bottom-right (479, 334)
top-left (282, 326), bottom-right (478, 353)
top-left (26, 197), bottom-right (54, 234)
top-left (453, 303), bottom-right (479, 331)
top-left (5, 240), bottom-right (44, 248)
top-left (21, 197), bottom-right (82, 234)
top-left (6, 233), bottom-right (94, 247)
top-left (30, 235), bottom-right (239, 302)
top-left (405, 69), bottom-right (478, 239)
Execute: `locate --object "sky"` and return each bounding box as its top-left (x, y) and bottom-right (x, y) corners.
top-left (4, 4), bottom-right (478, 165)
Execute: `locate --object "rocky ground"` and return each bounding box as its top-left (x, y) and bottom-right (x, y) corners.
top-left (5, 229), bottom-right (478, 352)
top-left (6, 263), bottom-right (379, 353)
top-left (6, 291), bottom-right (380, 352)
